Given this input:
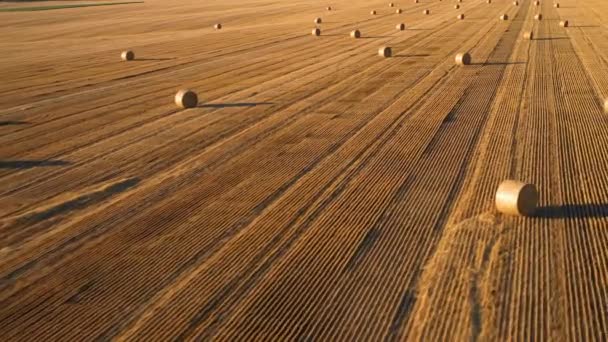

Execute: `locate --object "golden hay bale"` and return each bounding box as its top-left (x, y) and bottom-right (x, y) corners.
top-left (554, 3), bottom-right (559, 8)
top-left (513, 1), bottom-right (519, 5)
top-left (458, 0), bottom-right (462, 2)
top-left (312, 28), bottom-right (321, 36)
top-left (351, 29), bottom-right (361, 38)
top-left (389, 2), bottom-right (394, 7)
top-left (423, 9), bottom-right (430, 15)
top-left (378, 46), bottom-right (392, 58)
top-left (121, 50), bottom-right (134, 61)
top-left (454, 4), bottom-right (460, 9)
top-left (560, 20), bottom-right (568, 27)
top-left (457, 14), bottom-right (464, 20)
top-left (535, 13), bottom-right (542, 20)
top-left (214, 23), bottom-right (222, 30)
top-left (495, 180), bottom-right (539, 216)
top-left (396, 8), bottom-right (402, 14)
top-left (175, 89), bottom-right (198, 109)
top-left (314, 17), bottom-right (322, 24)
top-left (487, 0), bottom-right (492, 3)
top-left (455, 52), bottom-right (471, 65)
top-left (523, 31), bottom-right (533, 39)
top-left (397, 23), bottom-right (406, 30)
top-left (414, 0), bottom-right (419, 3)
top-left (327, 6), bottom-right (332, 10)
top-left (371, 10), bottom-right (377, 15)
top-left (500, 14), bottom-right (508, 20)
top-left (534, 0), bottom-right (540, 5)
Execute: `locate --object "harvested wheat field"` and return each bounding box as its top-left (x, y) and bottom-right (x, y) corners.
top-left (1, 0), bottom-right (608, 340)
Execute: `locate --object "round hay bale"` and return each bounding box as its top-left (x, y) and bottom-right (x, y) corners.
top-left (312, 28), bottom-right (321, 36)
top-left (535, 13), bottom-right (542, 20)
top-left (554, 3), bottom-right (559, 8)
top-left (414, 0), bottom-right (419, 3)
top-left (396, 8), bottom-right (402, 14)
top-left (457, 14), bottom-right (464, 20)
top-left (500, 14), bottom-right (508, 20)
top-left (389, 2), bottom-right (394, 7)
top-left (121, 50), bottom-right (134, 61)
top-left (523, 31), bottom-right (533, 39)
top-left (455, 52), bottom-right (471, 65)
top-left (513, 1), bottom-right (519, 5)
top-left (397, 23), bottom-right (406, 30)
top-left (534, 0), bottom-right (540, 5)
top-left (560, 20), bottom-right (568, 27)
top-left (214, 23), bottom-right (222, 30)
top-left (314, 17), bottom-right (322, 24)
top-left (458, 0), bottom-right (462, 2)
top-left (455, 4), bottom-right (460, 9)
top-left (351, 29), bottom-right (361, 38)
top-left (487, 0), bottom-right (492, 3)
top-left (371, 10), bottom-right (377, 15)
top-left (495, 180), bottom-right (539, 216)
top-left (378, 46), bottom-right (392, 58)
top-left (175, 89), bottom-right (198, 109)
top-left (423, 9), bottom-right (430, 15)
top-left (327, 6), bottom-right (332, 11)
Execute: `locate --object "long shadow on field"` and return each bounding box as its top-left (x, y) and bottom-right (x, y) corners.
top-left (535, 204), bottom-right (608, 219)
top-left (533, 37), bottom-right (569, 41)
top-left (133, 58), bottom-right (175, 61)
top-left (394, 54), bottom-right (430, 58)
top-left (201, 102), bottom-right (273, 109)
top-left (361, 36), bottom-right (393, 39)
top-left (572, 25), bottom-right (600, 28)
top-left (0, 160), bottom-right (70, 169)
top-left (0, 121), bottom-right (28, 126)
top-left (473, 62), bottom-right (526, 66)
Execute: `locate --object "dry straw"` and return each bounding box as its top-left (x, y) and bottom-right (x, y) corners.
top-left (500, 14), bottom-right (508, 20)
top-left (314, 17), bottom-right (322, 24)
top-left (423, 9), bottom-right (430, 15)
top-left (312, 28), bottom-right (321, 36)
top-left (351, 29), bottom-right (361, 38)
top-left (495, 180), bottom-right (539, 216)
top-left (457, 14), bottom-right (464, 20)
top-left (554, 3), bottom-right (559, 8)
top-left (396, 8), bottom-right (402, 14)
top-left (523, 31), bottom-right (533, 39)
top-left (535, 13), bottom-right (542, 20)
top-left (604, 98), bottom-right (608, 113)
top-left (455, 52), bottom-right (471, 65)
top-left (560, 20), bottom-right (568, 27)
top-left (513, 1), bottom-right (519, 5)
top-left (214, 23), bottom-right (222, 30)
top-left (397, 23), bottom-right (406, 30)
top-left (327, 6), bottom-right (332, 11)
top-left (389, 2), bottom-right (394, 7)
top-left (379, 46), bottom-right (392, 58)
top-left (175, 89), bottom-right (198, 109)
top-left (121, 50), bottom-right (134, 61)
top-left (454, 4), bottom-right (460, 9)
top-left (371, 10), bottom-right (377, 15)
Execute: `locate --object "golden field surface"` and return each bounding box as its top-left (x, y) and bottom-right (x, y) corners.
top-left (1, 0), bottom-right (607, 339)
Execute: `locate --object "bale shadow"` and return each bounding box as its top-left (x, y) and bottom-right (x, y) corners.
top-left (476, 61), bottom-right (526, 66)
top-left (572, 25), bottom-right (600, 28)
top-left (0, 160), bottom-right (70, 169)
top-left (535, 204), bottom-right (608, 219)
top-left (394, 54), bottom-right (430, 58)
top-left (200, 102), bottom-right (273, 109)
top-left (0, 121), bottom-right (28, 126)
top-left (133, 58), bottom-right (175, 61)
top-left (361, 36), bottom-right (393, 39)
top-left (533, 37), bottom-right (569, 41)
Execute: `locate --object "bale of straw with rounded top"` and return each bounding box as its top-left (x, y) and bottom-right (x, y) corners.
top-left (371, 10), bottom-right (377, 15)
top-left (175, 89), bottom-right (198, 109)
top-left (312, 28), bottom-right (321, 36)
top-left (535, 13), bottom-right (542, 20)
top-left (457, 14), bottom-right (464, 20)
top-left (214, 23), bottom-right (222, 30)
top-left (495, 180), bottom-right (539, 216)
top-left (455, 4), bottom-right (460, 9)
top-left (396, 8), bottom-right (402, 14)
top-left (523, 31), bottom-right (533, 39)
top-left (379, 46), bottom-right (392, 58)
top-left (121, 50), bottom-right (134, 61)
top-left (500, 14), bottom-right (508, 20)
top-left (351, 29), bottom-right (361, 38)
top-left (423, 9), bottom-right (430, 15)
top-left (397, 23), bottom-right (406, 30)
top-left (560, 20), bottom-right (568, 27)
top-left (455, 52), bottom-right (471, 65)
top-left (314, 17), bottom-right (322, 24)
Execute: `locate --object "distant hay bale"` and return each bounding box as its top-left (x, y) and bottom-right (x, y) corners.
top-left (121, 50), bottom-right (134, 61)
top-left (174, 89), bottom-right (198, 109)
top-left (560, 20), bottom-right (568, 27)
top-left (554, 3), bottom-right (559, 8)
top-left (312, 28), bottom-right (321, 36)
top-left (397, 23), bottom-right (406, 30)
top-left (457, 14), bottom-right (464, 20)
top-left (423, 9), bottom-right (430, 15)
top-left (513, 1), bottom-right (519, 5)
top-left (454, 4), bottom-right (460, 9)
top-left (351, 29), bottom-right (361, 38)
top-left (378, 46), bottom-right (392, 58)
top-left (371, 10), bottom-right (377, 15)
top-left (523, 31), bottom-right (533, 39)
top-left (396, 8), bottom-right (402, 14)
top-left (535, 13), bottom-right (542, 20)
top-left (414, 0), bottom-right (419, 3)
top-left (314, 17), bottom-right (322, 24)
top-left (455, 52), bottom-right (471, 65)
top-left (534, 0), bottom-right (540, 5)
top-left (214, 23), bottom-right (222, 30)
top-left (327, 6), bottom-right (332, 11)
top-left (500, 14), bottom-right (508, 20)
top-left (487, 0), bottom-right (492, 3)
top-left (389, 2), bottom-right (394, 7)
top-left (495, 180), bottom-right (538, 217)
